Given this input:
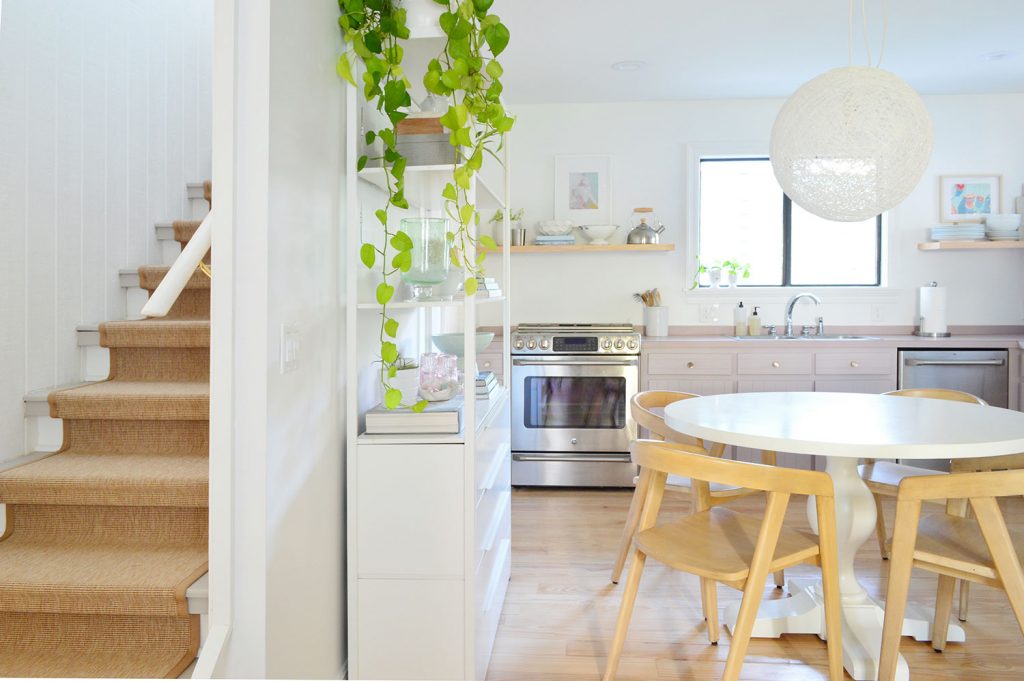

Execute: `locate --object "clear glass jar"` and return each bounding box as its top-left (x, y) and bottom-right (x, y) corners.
top-left (400, 217), bottom-right (451, 299)
top-left (418, 352), bottom-right (459, 401)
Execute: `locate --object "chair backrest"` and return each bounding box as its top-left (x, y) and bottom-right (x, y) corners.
top-left (630, 391), bottom-right (702, 445)
top-left (899, 467), bottom-right (1024, 501)
top-left (632, 439), bottom-right (834, 499)
top-left (884, 388), bottom-right (987, 405)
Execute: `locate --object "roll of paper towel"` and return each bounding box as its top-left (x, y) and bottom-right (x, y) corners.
top-left (919, 284), bottom-right (948, 335)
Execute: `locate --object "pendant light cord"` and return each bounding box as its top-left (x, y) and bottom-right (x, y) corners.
top-left (848, 0), bottom-right (854, 65)
top-left (876, 0), bottom-right (888, 67)
top-left (861, 0), bottom-right (873, 66)
top-left (849, 0), bottom-right (889, 68)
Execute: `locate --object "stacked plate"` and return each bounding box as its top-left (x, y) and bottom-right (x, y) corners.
top-left (930, 225), bottom-right (985, 242)
top-left (985, 214), bottom-right (1021, 241)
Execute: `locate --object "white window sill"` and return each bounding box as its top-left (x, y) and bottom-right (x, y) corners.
top-left (684, 286), bottom-right (902, 304)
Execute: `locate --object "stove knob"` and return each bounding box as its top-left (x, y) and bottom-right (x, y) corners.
top-left (614, 339), bottom-right (625, 350)
top-left (527, 339), bottom-right (537, 350)
top-left (513, 339), bottom-right (525, 350)
top-left (601, 338), bottom-right (612, 350)
top-left (627, 338), bottom-right (639, 350)
top-left (540, 339), bottom-right (550, 350)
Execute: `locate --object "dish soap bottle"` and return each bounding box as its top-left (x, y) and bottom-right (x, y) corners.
top-left (733, 301), bottom-right (748, 336)
top-left (748, 306), bottom-right (762, 336)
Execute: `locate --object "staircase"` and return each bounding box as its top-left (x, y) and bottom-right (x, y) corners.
top-left (0, 185), bottom-right (212, 678)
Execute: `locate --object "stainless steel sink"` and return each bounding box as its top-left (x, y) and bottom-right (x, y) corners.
top-left (732, 334), bottom-right (879, 341)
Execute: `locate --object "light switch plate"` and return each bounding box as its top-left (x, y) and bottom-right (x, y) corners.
top-left (699, 303), bottom-right (721, 323)
top-left (280, 324), bottom-right (300, 374)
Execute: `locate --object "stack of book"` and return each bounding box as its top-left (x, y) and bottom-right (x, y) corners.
top-left (457, 276), bottom-right (503, 298)
top-left (364, 395), bottom-right (464, 434)
top-left (476, 371), bottom-right (499, 399)
top-left (535, 234), bottom-right (575, 247)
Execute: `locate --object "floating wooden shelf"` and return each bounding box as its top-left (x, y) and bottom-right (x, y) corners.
top-left (356, 295), bottom-right (506, 310)
top-left (918, 240), bottom-right (1024, 251)
top-left (491, 243), bottom-right (676, 254)
top-left (358, 164), bottom-right (505, 210)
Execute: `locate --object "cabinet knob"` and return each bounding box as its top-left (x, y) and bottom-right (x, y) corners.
top-left (850, 361), bottom-right (859, 368)
top-left (483, 361), bottom-right (492, 368)
top-left (771, 361), bottom-right (781, 368)
top-left (686, 361), bottom-right (695, 369)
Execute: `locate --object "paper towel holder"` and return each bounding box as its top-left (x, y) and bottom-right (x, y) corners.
top-left (914, 281), bottom-right (952, 338)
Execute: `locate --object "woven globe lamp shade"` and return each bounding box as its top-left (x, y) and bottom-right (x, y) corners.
top-left (770, 66), bottom-right (933, 222)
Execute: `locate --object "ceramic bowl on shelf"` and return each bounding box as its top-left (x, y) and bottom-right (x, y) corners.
top-left (431, 332), bottom-right (495, 357)
top-left (577, 224), bottom-right (620, 245)
top-left (536, 219), bottom-right (574, 236)
top-left (985, 214), bottom-right (1022, 230)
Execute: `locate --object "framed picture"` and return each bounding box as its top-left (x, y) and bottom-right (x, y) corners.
top-left (554, 155), bottom-right (613, 225)
top-left (939, 174), bottom-right (1002, 223)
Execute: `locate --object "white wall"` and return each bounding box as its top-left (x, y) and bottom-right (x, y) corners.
top-left (212, 0), bottom-right (346, 677)
top-left (0, 0), bottom-right (212, 461)
top-left (495, 94), bottom-right (1024, 330)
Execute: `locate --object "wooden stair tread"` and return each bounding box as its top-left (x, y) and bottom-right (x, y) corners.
top-left (49, 381), bottom-right (209, 421)
top-left (137, 266), bottom-right (210, 291)
top-left (635, 506), bottom-right (819, 582)
top-left (99, 320), bottom-right (210, 348)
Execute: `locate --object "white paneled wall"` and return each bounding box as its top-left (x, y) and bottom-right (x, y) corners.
top-left (0, 0), bottom-right (212, 462)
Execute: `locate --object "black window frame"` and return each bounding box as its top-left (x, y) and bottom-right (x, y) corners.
top-left (699, 156), bottom-right (883, 288)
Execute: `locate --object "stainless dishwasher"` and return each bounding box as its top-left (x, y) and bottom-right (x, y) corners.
top-left (897, 348), bottom-right (1009, 470)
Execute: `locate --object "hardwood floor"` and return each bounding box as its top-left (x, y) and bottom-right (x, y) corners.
top-left (487, 488), bottom-right (1024, 680)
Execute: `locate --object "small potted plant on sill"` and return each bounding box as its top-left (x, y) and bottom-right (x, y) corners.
top-left (488, 208), bottom-right (525, 246)
top-left (689, 256), bottom-right (722, 290)
top-left (722, 259), bottom-right (751, 287)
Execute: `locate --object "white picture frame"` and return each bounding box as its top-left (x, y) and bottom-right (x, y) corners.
top-left (554, 155), bottom-right (613, 225)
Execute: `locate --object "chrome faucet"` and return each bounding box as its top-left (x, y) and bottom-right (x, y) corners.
top-left (784, 293), bottom-right (822, 337)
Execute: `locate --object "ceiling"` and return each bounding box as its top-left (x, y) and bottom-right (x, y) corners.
top-left (497, 0), bottom-right (1024, 103)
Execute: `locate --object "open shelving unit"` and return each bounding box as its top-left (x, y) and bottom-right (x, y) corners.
top-left (918, 240), bottom-right (1024, 251)
top-left (343, 23), bottom-right (513, 681)
top-left (496, 243), bottom-right (675, 254)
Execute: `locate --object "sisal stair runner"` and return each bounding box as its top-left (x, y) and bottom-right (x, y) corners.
top-left (0, 204), bottom-right (211, 677)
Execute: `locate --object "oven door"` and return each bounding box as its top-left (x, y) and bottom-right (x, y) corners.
top-left (511, 354), bottom-right (638, 453)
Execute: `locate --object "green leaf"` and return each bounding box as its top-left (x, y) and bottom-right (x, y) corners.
top-left (423, 69), bottom-right (443, 94)
top-left (359, 243), bottom-right (376, 268)
top-left (357, 155), bottom-right (368, 171)
top-left (450, 127), bottom-right (472, 148)
top-left (438, 11), bottom-right (457, 35)
top-left (464, 277), bottom-right (478, 296)
top-left (364, 130), bottom-right (376, 145)
top-left (479, 235), bottom-right (497, 250)
top-left (379, 128), bottom-right (395, 149)
top-left (376, 282), bottom-right (394, 305)
top-left (384, 79), bottom-right (411, 112)
top-left (467, 147), bottom-right (483, 170)
top-left (448, 36), bottom-right (471, 60)
top-left (485, 59), bottom-right (503, 79)
top-left (459, 203), bottom-right (475, 226)
top-left (442, 183), bottom-right (458, 201)
top-left (440, 69), bottom-right (462, 91)
top-left (474, 0), bottom-right (494, 13)
top-left (410, 400), bottom-right (428, 413)
top-left (451, 58), bottom-right (470, 76)
top-left (483, 22), bottom-right (510, 56)
top-left (453, 165), bottom-right (471, 189)
top-left (364, 30), bottom-right (382, 54)
top-left (387, 365), bottom-right (397, 378)
top-left (495, 115), bottom-right (515, 133)
top-left (450, 246), bottom-right (461, 267)
top-left (392, 249), bottom-right (412, 272)
top-left (384, 388), bottom-right (402, 409)
top-left (439, 104), bottom-right (469, 130)
top-left (381, 341), bottom-right (399, 364)
top-left (384, 318), bottom-right (399, 338)
top-left (390, 230), bottom-right (414, 251)
top-left (375, 209), bottom-right (388, 225)
top-left (392, 157), bottom-right (407, 180)
top-left (336, 53), bottom-right (357, 86)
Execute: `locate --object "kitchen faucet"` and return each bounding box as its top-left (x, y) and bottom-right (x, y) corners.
top-left (784, 293), bottom-right (822, 337)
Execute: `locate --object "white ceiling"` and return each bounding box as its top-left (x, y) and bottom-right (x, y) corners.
top-left (497, 0), bottom-right (1024, 103)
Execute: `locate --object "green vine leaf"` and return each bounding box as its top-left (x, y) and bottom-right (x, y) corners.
top-left (392, 249), bottom-right (412, 272)
top-left (485, 59), bottom-right (503, 79)
top-left (357, 155), bottom-right (368, 171)
top-left (336, 53), bottom-right (357, 86)
top-left (387, 365), bottom-right (398, 378)
top-left (473, 0), bottom-right (495, 12)
top-left (483, 22), bottom-right (510, 56)
top-left (479, 235), bottom-right (497, 250)
top-left (439, 104), bottom-right (469, 130)
top-left (381, 342), bottom-right (399, 364)
top-left (360, 243), bottom-right (376, 269)
top-left (410, 400), bottom-right (428, 413)
top-left (390, 230), bottom-right (413, 251)
top-left (384, 388), bottom-right (402, 409)
top-left (442, 183), bottom-right (458, 201)
top-left (376, 282), bottom-right (394, 305)
top-left (384, 318), bottom-right (399, 338)
top-left (464, 277), bottom-right (478, 296)
top-left (375, 209), bottom-right (388, 225)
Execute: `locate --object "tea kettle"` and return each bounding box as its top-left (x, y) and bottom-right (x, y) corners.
top-left (627, 207), bottom-right (666, 244)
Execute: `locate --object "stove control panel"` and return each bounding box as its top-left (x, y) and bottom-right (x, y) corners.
top-left (553, 336), bottom-right (598, 353)
top-left (511, 329), bottom-right (641, 355)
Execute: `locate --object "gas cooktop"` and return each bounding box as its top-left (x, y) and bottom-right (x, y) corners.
top-left (511, 323), bottom-right (640, 355)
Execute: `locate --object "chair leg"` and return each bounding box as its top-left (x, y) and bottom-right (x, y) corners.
top-left (700, 577), bottom-right (719, 644)
top-left (958, 580), bottom-right (970, 622)
top-left (611, 479), bottom-right (646, 584)
top-left (878, 499), bottom-right (922, 681)
top-left (603, 550), bottom-right (647, 681)
top-left (874, 493), bottom-right (890, 560)
top-left (773, 569), bottom-right (785, 589)
top-left (932, 575), bottom-right (956, 652)
top-left (972, 497), bottom-right (1024, 641)
top-left (815, 496), bottom-right (844, 681)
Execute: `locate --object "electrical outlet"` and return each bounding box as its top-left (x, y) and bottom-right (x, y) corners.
top-left (870, 305), bottom-right (883, 322)
top-left (280, 324), bottom-right (300, 374)
top-left (699, 303), bottom-right (721, 323)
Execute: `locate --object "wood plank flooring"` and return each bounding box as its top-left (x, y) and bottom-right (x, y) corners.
top-left (487, 488), bottom-right (1024, 680)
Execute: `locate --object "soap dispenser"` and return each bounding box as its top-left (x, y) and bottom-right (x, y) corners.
top-left (733, 302), bottom-right (747, 336)
top-left (748, 306), bottom-right (762, 336)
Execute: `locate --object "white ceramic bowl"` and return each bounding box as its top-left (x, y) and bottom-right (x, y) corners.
top-left (985, 214), bottom-right (1021, 230)
top-left (577, 224), bottom-right (619, 245)
top-left (431, 331), bottom-right (495, 357)
top-left (536, 220), bottom-right (574, 236)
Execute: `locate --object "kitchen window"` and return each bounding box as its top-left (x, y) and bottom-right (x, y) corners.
top-left (696, 157), bottom-right (883, 287)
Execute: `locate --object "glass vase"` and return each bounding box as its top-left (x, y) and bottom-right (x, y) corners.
top-left (400, 217), bottom-right (451, 300)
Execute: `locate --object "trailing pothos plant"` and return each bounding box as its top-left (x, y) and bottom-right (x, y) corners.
top-left (336, 0), bottom-right (514, 411)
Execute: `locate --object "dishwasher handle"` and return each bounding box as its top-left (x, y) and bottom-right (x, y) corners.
top-left (904, 358), bottom-right (1006, 367)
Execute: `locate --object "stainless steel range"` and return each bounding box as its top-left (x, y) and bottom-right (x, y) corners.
top-left (510, 323), bottom-right (640, 487)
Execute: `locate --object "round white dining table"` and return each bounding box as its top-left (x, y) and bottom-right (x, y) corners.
top-left (663, 391), bottom-right (1024, 681)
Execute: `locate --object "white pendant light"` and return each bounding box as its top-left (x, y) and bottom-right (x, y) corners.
top-left (770, 3), bottom-right (933, 222)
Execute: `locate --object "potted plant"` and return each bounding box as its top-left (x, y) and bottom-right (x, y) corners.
top-left (722, 259), bottom-right (751, 286)
top-left (689, 257), bottom-right (722, 290)
top-left (488, 208), bottom-right (524, 245)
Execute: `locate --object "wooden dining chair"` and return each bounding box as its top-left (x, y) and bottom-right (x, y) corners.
top-left (611, 390), bottom-right (784, 588)
top-left (860, 388), bottom-right (989, 620)
top-left (878, 468), bottom-right (1024, 681)
top-left (603, 440), bottom-right (843, 681)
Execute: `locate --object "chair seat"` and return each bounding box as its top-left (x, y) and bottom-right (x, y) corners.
top-left (632, 474), bottom-right (741, 493)
top-left (635, 506), bottom-right (819, 583)
top-left (860, 461), bottom-right (946, 496)
top-left (911, 513), bottom-right (1024, 584)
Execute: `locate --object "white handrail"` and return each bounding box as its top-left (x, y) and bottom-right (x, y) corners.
top-left (140, 211), bottom-right (214, 318)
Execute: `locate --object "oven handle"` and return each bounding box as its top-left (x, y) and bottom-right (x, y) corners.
top-left (512, 358), bottom-right (639, 367)
top-left (904, 359), bottom-right (1006, 367)
top-left (513, 453), bottom-right (634, 463)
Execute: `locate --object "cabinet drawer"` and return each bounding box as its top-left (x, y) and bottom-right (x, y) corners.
top-left (737, 352), bottom-right (812, 375)
top-left (475, 395), bottom-right (510, 491)
top-left (737, 378), bottom-right (813, 392)
top-left (816, 378), bottom-right (895, 394)
top-left (815, 350), bottom-right (894, 376)
top-left (474, 452), bottom-right (511, 560)
top-left (647, 378), bottom-right (735, 395)
top-left (647, 352), bottom-right (734, 375)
